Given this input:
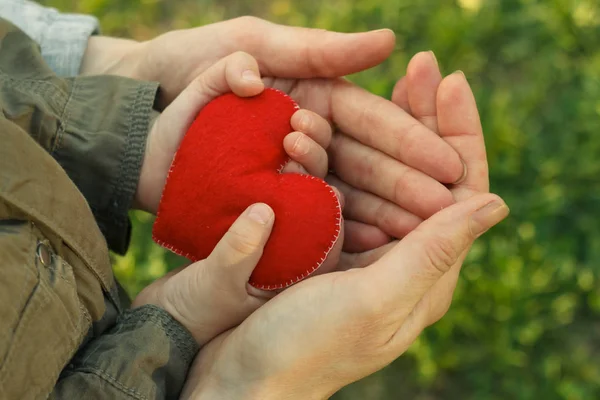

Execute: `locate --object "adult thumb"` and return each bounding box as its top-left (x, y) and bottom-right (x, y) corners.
top-left (368, 193), bottom-right (509, 307)
top-left (206, 203), bottom-right (275, 295)
top-left (250, 21), bottom-right (396, 78)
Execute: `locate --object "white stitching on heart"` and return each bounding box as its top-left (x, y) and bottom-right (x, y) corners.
top-left (153, 88), bottom-right (340, 291)
top-left (247, 177), bottom-right (342, 291)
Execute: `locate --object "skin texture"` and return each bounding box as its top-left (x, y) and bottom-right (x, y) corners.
top-left (80, 18), bottom-right (504, 397)
top-left (135, 51), bottom-right (333, 214)
top-left (175, 54), bottom-right (508, 400)
top-left (80, 17), bottom-right (467, 254)
top-left (133, 52), bottom-right (344, 343)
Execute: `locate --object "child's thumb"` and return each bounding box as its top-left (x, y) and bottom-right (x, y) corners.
top-left (153, 51), bottom-right (264, 158)
top-left (206, 203), bottom-right (275, 294)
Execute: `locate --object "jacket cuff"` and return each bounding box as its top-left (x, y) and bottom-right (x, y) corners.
top-left (61, 305), bottom-right (199, 399)
top-left (118, 305), bottom-right (199, 366)
top-left (53, 76), bottom-right (159, 254)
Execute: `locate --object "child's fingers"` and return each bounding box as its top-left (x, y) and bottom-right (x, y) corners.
top-left (207, 203), bottom-right (275, 293)
top-left (223, 52), bottom-right (265, 97)
top-left (291, 110), bottom-right (333, 148)
top-left (282, 132), bottom-right (329, 178)
top-left (157, 52), bottom-right (264, 155)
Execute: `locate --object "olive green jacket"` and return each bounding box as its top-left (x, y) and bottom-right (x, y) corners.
top-left (0, 19), bottom-right (198, 399)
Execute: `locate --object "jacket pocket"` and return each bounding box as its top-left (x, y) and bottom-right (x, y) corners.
top-left (0, 219), bottom-right (88, 400)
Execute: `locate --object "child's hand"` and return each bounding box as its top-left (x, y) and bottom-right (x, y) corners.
top-left (132, 202), bottom-right (276, 345)
top-left (135, 51), bottom-right (333, 213)
top-left (133, 52), bottom-right (342, 345)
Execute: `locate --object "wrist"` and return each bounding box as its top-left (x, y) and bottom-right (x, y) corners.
top-left (191, 373), bottom-right (285, 400)
top-left (133, 111), bottom-right (162, 213)
top-left (191, 352), bottom-right (329, 400)
top-left (79, 36), bottom-right (145, 78)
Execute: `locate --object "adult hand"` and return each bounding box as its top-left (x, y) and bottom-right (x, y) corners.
top-left (179, 66), bottom-right (507, 400)
top-left (80, 18), bottom-right (466, 250)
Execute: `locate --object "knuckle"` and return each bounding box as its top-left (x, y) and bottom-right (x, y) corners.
top-left (356, 147), bottom-right (378, 189)
top-left (235, 15), bottom-right (262, 27)
top-left (316, 147), bottom-right (328, 177)
top-left (422, 233), bottom-right (460, 274)
top-left (300, 110), bottom-right (314, 132)
top-left (392, 169), bottom-right (408, 206)
top-left (397, 121), bottom-right (422, 154)
top-left (374, 201), bottom-right (392, 231)
top-left (321, 121), bottom-right (333, 148)
top-left (356, 98), bottom-right (387, 148)
top-left (229, 17), bottom-right (264, 52)
top-left (229, 50), bottom-right (253, 62)
top-left (194, 73), bottom-right (220, 98)
top-left (300, 35), bottom-right (327, 77)
top-left (355, 101), bottom-right (380, 148)
top-left (224, 227), bottom-right (263, 257)
top-left (426, 297), bottom-right (453, 327)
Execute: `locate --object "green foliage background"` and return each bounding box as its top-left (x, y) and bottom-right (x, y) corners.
top-left (41, 0), bottom-right (600, 398)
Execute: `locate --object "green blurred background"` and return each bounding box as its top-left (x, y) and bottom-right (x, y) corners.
top-left (41, 0), bottom-right (600, 398)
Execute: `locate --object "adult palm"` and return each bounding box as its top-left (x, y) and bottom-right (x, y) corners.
top-left (179, 56), bottom-right (506, 400)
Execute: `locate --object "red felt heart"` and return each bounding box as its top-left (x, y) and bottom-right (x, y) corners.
top-left (153, 88), bottom-right (342, 290)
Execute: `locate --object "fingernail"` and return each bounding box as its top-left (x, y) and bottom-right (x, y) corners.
top-left (373, 28), bottom-right (394, 34)
top-left (427, 50), bottom-right (439, 68)
top-left (470, 200), bottom-right (509, 236)
top-left (293, 134), bottom-right (309, 155)
top-left (298, 112), bottom-right (310, 130)
top-left (453, 159), bottom-right (468, 185)
top-left (247, 203), bottom-right (273, 225)
top-left (242, 69), bottom-right (261, 83)
top-left (453, 70), bottom-right (466, 79)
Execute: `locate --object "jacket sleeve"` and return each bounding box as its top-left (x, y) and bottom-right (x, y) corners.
top-left (0, 0), bottom-right (99, 77)
top-left (51, 305), bottom-right (199, 400)
top-left (0, 6), bottom-right (149, 254)
top-left (0, 18), bottom-right (198, 399)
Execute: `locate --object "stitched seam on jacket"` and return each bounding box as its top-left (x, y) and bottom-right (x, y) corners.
top-left (113, 82), bottom-right (157, 221)
top-left (60, 367), bottom-right (147, 400)
top-left (51, 77), bottom-right (77, 154)
top-left (0, 72), bottom-right (69, 101)
top-left (0, 260), bottom-right (83, 400)
top-left (0, 223), bottom-right (40, 370)
top-left (0, 75), bottom-right (69, 158)
top-left (0, 192), bottom-right (112, 296)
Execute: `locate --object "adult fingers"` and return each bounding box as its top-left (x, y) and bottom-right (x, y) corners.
top-left (437, 72), bottom-right (489, 198)
top-left (330, 79), bottom-right (464, 184)
top-left (391, 76), bottom-right (410, 113)
top-left (362, 193), bottom-right (509, 328)
top-left (329, 134), bottom-right (455, 218)
top-left (337, 240), bottom-right (397, 271)
top-left (326, 174), bottom-right (422, 240)
top-left (406, 51), bottom-right (443, 133)
top-left (341, 220), bottom-right (391, 254)
top-left (232, 17), bottom-right (396, 78)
